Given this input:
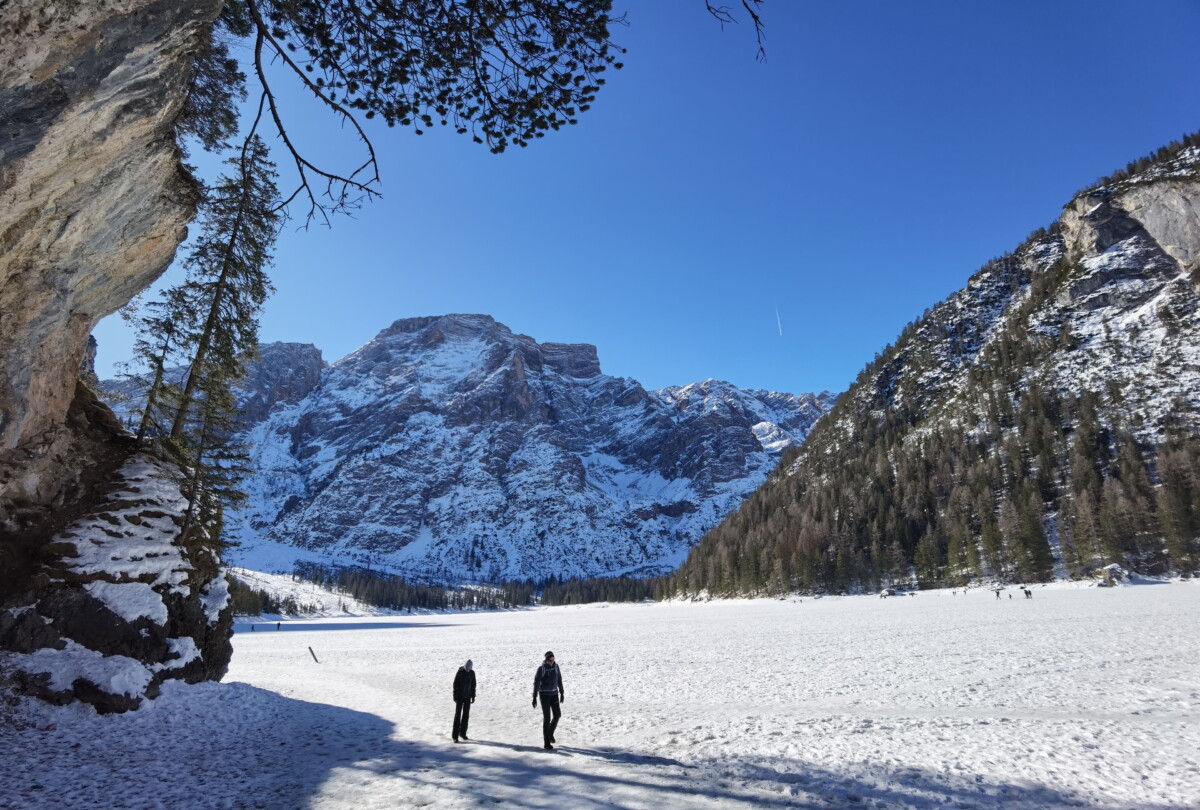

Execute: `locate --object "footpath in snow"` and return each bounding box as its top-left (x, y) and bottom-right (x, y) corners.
top-left (2, 581), bottom-right (1199, 809)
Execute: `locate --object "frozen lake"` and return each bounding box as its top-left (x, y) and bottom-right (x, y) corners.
top-left (3, 581), bottom-right (1199, 808)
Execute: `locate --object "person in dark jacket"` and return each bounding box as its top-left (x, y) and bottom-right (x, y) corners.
top-left (452, 659), bottom-right (476, 742)
top-left (532, 651), bottom-right (564, 750)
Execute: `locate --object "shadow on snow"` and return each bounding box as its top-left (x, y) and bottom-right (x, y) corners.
top-left (346, 739), bottom-right (1101, 810)
top-left (0, 682), bottom-right (397, 810)
top-left (2, 687), bottom-right (1165, 810)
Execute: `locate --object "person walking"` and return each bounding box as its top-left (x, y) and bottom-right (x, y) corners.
top-left (452, 659), bottom-right (475, 742)
top-left (532, 651), bottom-right (565, 750)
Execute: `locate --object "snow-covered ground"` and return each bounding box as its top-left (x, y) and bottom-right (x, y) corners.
top-left (228, 568), bottom-right (393, 617)
top-left (3, 581), bottom-right (1198, 809)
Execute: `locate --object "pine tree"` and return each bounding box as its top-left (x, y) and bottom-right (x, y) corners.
top-left (123, 134), bottom-right (279, 552)
top-left (915, 530), bottom-right (943, 588)
top-left (944, 514), bottom-right (973, 586)
top-left (1019, 488), bottom-right (1054, 581)
top-left (1157, 430), bottom-right (1200, 574)
top-left (1098, 477), bottom-right (1138, 562)
top-left (170, 134), bottom-right (280, 440)
top-left (127, 288), bottom-right (193, 442)
top-left (176, 382), bottom-right (253, 547)
top-left (195, 0), bottom-right (638, 223)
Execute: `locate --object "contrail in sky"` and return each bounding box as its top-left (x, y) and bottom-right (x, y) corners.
top-left (775, 302), bottom-right (783, 337)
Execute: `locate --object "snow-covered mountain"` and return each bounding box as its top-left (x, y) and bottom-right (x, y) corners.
top-left (215, 315), bottom-right (833, 581)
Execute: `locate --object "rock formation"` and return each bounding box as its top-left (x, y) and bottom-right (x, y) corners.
top-left (1, 452), bottom-right (233, 713)
top-left (0, 0), bottom-right (232, 713)
top-left (1, 0), bottom-right (219, 528)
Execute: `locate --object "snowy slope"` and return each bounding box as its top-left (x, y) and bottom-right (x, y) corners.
top-left (228, 568), bottom-right (397, 619)
top-left (163, 315), bottom-right (835, 582)
top-left (841, 147), bottom-right (1200, 447)
top-left (3, 580), bottom-right (1197, 809)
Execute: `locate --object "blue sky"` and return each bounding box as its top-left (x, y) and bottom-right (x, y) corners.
top-left (93, 0), bottom-right (1200, 396)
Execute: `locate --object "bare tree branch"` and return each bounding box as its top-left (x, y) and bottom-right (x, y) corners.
top-left (245, 0), bottom-right (382, 227)
top-left (706, 0), bottom-right (767, 61)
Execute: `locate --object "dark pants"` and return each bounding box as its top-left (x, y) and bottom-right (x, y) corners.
top-left (540, 694), bottom-right (561, 745)
top-left (453, 700), bottom-right (471, 739)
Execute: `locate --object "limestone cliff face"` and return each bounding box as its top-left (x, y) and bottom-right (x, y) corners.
top-left (0, 0), bottom-right (232, 712)
top-left (0, 0), bottom-right (220, 523)
top-left (1060, 151), bottom-right (1200, 279)
top-left (237, 344), bottom-right (328, 425)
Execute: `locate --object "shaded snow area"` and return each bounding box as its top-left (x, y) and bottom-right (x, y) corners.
top-left (3, 582), bottom-right (1198, 809)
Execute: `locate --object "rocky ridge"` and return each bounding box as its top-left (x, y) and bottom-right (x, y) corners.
top-left (880, 146), bottom-right (1200, 445)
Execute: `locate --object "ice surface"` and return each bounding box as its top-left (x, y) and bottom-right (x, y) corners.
top-left (2, 580), bottom-right (1197, 808)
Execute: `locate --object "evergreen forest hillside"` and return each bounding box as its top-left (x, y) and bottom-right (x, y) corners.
top-left (665, 135), bottom-right (1200, 597)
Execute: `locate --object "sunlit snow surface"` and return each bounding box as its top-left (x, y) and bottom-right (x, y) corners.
top-left (3, 582), bottom-right (1198, 809)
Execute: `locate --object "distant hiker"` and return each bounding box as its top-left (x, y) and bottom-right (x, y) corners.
top-left (993, 589), bottom-right (1002, 600)
top-left (532, 651), bottom-right (565, 750)
top-left (1024, 588), bottom-right (1033, 599)
top-left (452, 659), bottom-right (476, 743)
top-left (276, 622), bottom-right (281, 630)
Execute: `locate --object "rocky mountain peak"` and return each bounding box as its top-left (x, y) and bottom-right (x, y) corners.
top-left (238, 343), bottom-right (326, 424)
top-left (542, 342), bottom-right (602, 378)
top-left (381, 312), bottom-right (501, 338)
top-left (363, 314), bottom-right (602, 382)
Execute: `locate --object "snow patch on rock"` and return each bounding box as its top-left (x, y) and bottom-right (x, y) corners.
top-left (83, 582), bottom-right (168, 625)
